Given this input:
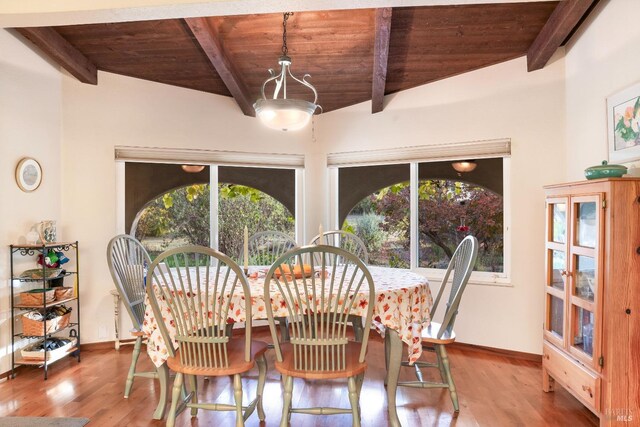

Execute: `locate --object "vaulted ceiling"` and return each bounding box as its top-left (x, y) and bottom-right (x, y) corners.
top-left (14, 1), bottom-right (598, 115)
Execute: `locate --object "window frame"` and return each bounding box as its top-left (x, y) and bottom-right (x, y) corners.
top-left (330, 157), bottom-right (511, 287)
top-left (115, 152), bottom-right (304, 251)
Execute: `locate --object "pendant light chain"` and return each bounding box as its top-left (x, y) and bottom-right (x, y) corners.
top-left (282, 12), bottom-right (293, 56)
top-left (254, 11), bottom-right (320, 131)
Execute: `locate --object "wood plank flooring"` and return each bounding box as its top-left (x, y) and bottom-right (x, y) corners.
top-left (0, 330), bottom-right (599, 426)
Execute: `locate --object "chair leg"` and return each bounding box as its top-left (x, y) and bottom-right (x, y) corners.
top-left (188, 375), bottom-right (198, 416)
top-left (277, 317), bottom-right (290, 342)
top-left (356, 372), bottom-right (365, 396)
top-left (256, 354), bottom-right (267, 421)
top-left (124, 336), bottom-right (142, 398)
top-left (280, 375), bottom-right (293, 427)
top-left (348, 376), bottom-right (361, 427)
top-left (166, 372), bottom-right (183, 427)
top-left (437, 345), bottom-right (459, 413)
top-left (385, 329), bottom-right (403, 427)
top-left (350, 315), bottom-right (364, 343)
top-left (233, 374), bottom-right (245, 427)
top-left (154, 363), bottom-right (169, 420)
top-left (383, 331), bottom-right (390, 386)
top-left (435, 346), bottom-right (447, 383)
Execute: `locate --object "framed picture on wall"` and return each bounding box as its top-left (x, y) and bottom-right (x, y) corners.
top-left (607, 81), bottom-right (640, 163)
top-left (15, 157), bottom-right (42, 192)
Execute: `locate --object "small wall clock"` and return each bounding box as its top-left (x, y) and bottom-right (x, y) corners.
top-left (15, 157), bottom-right (42, 192)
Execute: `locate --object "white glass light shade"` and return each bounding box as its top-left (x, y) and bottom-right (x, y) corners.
top-left (451, 161), bottom-right (477, 173)
top-left (181, 164), bottom-right (205, 173)
top-left (254, 98), bottom-right (317, 131)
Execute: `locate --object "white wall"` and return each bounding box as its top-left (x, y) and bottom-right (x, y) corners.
top-left (0, 29), bottom-right (63, 372)
top-left (565, 0), bottom-right (640, 180)
top-left (318, 53), bottom-right (567, 354)
top-left (60, 71), bottom-right (316, 343)
top-left (60, 45), bottom-right (567, 354)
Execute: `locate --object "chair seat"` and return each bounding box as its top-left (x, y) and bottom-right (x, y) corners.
top-left (130, 328), bottom-right (145, 337)
top-left (421, 322), bottom-right (456, 345)
top-left (167, 339), bottom-right (268, 376)
top-left (275, 342), bottom-right (367, 380)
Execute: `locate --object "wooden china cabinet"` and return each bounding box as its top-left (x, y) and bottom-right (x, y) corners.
top-left (543, 178), bottom-right (640, 425)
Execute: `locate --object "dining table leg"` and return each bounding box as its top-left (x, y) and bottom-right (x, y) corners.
top-left (153, 362), bottom-right (169, 420)
top-left (385, 328), bottom-right (403, 427)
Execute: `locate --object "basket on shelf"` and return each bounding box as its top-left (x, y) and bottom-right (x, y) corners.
top-left (19, 289), bottom-right (55, 305)
top-left (19, 268), bottom-right (62, 280)
top-left (54, 287), bottom-right (74, 300)
top-left (22, 312), bottom-right (71, 337)
top-left (21, 337), bottom-right (77, 361)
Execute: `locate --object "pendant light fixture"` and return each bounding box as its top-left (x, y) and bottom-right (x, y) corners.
top-left (451, 160), bottom-right (477, 174)
top-left (181, 164), bottom-right (205, 173)
top-left (254, 12), bottom-right (321, 131)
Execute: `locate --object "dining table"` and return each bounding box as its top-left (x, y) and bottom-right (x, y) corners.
top-left (141, 265), bottom-right (433, 427)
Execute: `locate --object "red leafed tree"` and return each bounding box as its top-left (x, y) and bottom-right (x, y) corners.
top-left (372, 180), bottom-right (503, 271)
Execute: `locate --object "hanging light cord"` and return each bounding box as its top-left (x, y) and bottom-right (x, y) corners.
top-left (282, 12), bottom-right (293, 56)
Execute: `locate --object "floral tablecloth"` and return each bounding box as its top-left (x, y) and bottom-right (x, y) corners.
top-left (142, 266), bottom-right (432, 367)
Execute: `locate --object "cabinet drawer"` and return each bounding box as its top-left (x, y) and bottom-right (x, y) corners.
top-left (543, 342), bottom-right (600, 412)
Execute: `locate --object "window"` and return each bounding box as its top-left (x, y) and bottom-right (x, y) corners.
top-left (218, 183), bottom-right (294, 260)
top-left (418, 158), bottom-right (504, 272)
top-left (125, 162), bottom-right (298, 260)
top-left (336, 157), bottom-right (509, 284)
top-left (339, 164), bottom-right (410, 267)
top-left (417, 179), bottom-right (503, 272)
top-left (133, 183), bottom-right (294, 260)
top-left (343, 182), bottom-right (410, 268)
top-left (134, 184), bottom-right (211, 259)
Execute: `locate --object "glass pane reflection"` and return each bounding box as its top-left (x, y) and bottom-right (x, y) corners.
top-left (574, 307), bottom-right (595, 357)
top-left (550, 296), bottom-right (564, 338)
top-left (575, 256), bottom-right (595, 302)
top-left (550, 250), bottom-right (565, 290)
top-left (552, 203), bottom-right (566, 243)
top-left (576, 202), bottom-right (596, 248)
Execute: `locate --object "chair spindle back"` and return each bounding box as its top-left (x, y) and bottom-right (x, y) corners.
top-left (146, 246), bottom-right (252, 368)
top-left (264, 245), bottom-right (375, 371)
top-left (240, 231), bottom-right (297, 266)
top-left (430, 235), bottom-right (479, 339)
top-left (309, 230), bottom-right (369, 265)
top-left (107, 234), bottom-right (151, 330)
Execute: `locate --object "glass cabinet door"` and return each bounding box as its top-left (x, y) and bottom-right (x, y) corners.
top-left (544, 198), bottom-right (568, 348)
top-left (568, 195), bottom-right (601, 370)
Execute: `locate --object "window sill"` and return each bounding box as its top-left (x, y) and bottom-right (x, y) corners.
top-left (411, 268), bottom-right (513, 288)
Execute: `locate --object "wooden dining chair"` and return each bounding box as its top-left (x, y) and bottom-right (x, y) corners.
top-left (106, 234), bottom-right (159, 399)
top-left (244, 231), bottom-right (298, 348)
top-left (239, 230), bottom-right (298, 343)
top-left (389, 235), bottom-right (478, 414)
top-left (309, 230), bottom-right (369, 264)
top-left (239, 230), bottom-right (297, 266)
top-left (309, 231), bottom-right (370, 341)
top-left (146, 246), bottom-right (268, 427)
top-left (264, 245), bottom-right (375, 427)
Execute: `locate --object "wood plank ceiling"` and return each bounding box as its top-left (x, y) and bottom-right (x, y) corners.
top-left (15, 1), bottom-right (599, 115)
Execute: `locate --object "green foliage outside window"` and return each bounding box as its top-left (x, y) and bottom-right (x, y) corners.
top-left (134, 183), bottom-right (294, 260)
top-left (344, 180), bottom-right (503, 272)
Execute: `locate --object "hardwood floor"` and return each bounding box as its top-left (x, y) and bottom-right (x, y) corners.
top-left (0, 330), bottom-right (598, 427)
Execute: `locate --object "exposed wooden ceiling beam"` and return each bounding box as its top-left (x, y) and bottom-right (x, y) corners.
top-left (372, 7), bottom-right (393, 114)
top-left (16, 27), bottom-right (97, 84)
top-left (184, 17), bottom-right (255, 117)
top-left (527, 0), bottom-right (597, 72)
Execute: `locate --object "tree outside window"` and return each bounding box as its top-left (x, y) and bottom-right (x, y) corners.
top-left (343, 180), bottom-right (503, 272)
top-left (133, 183), bottom-right (294, 260)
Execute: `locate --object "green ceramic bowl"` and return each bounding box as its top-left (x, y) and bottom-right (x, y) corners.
top-left (584, 161), bottom-right (627, 180)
